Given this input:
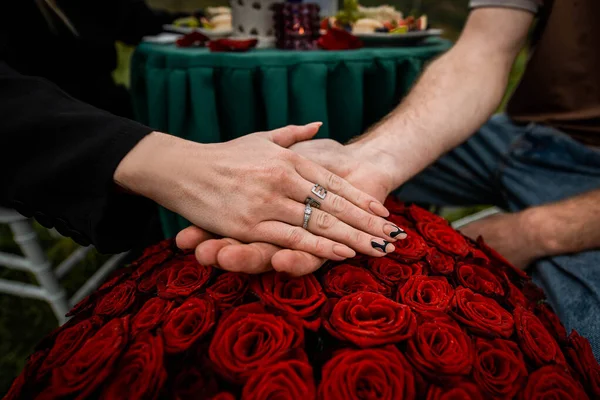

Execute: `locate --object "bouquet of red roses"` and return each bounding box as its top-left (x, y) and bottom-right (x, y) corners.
top-left (5, 199), bottom-right (600, 400)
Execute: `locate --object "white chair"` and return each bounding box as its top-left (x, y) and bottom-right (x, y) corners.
top-left (0, 207), bottom-right (128, 324)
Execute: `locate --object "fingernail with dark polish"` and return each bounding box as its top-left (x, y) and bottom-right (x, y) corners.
top-left (385, 224), bottom-right (406, 239)
top-left (371, 239), bottom-right (392, 253)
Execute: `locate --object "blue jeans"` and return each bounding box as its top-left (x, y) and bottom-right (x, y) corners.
top-left (396, 114), bottom-right (600, 358)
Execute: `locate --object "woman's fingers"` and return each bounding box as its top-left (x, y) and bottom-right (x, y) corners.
top-left (286, 178), bottom-right (406, 243)
top-left (294, 157), bottom-right (389, 217)
top-left (274, 201), bottom-right (395, 257)
top-left (254, 221), bottom-right (356, 261)
top-left (258, 123), bottom-right (322, 148)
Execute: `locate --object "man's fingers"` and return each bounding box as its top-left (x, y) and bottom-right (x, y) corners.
top-left (271, 249), bottom-right (325, 276)
top-left (260, 123), bottom-right (322, 148)
top-left (176, 226), bottom-right (215, 249)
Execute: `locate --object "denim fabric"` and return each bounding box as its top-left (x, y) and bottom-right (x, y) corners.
top-left (396, 114), bottom-right (600, 359)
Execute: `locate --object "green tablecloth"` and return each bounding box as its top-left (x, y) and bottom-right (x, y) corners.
top-left (130, 38), bottom-right (451, 238)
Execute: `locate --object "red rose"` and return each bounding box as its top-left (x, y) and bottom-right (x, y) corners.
top-left (426, 380), bottom-right (484, 400)
top-left (476, 236), bottom-right (529, 281)
top-left (65, 292), bottom-right (95, 317)
top-left (250, 271), bottom-right (326, 330)
top-left (384, 197), bottom-right (407, 215)
top-left (468, 247), bottom-right (491, 265)
top-left (398, 275), bottom-right (454, 313)
top-left (317, 28), bottom-right (363, 50)
top-left (172, 366), bottom-right (219, 400)
top-left (534, 302), bottom-right (567, 343)
top-left (520, 365), bottom-right (589, 400)
top-left (318, 346), bottom-right (416, 400)
top-left (564, 330), bottom-right (600, 398)
top-left (455, 262), bottom-right (508, 298)
top-left (137, 264), bottom-right (163, 293)
top-left (506, 282), bottom-right (531, 310)
top-left (417, 222), bottom-right (469, 257)
top-left (388, 228), bottom-right (429, 262)
top-left (98, 267), bottom-right (131, 292)
top-left (451, 287), bottom-right (514, 338)
top-left (162, 297), bottom-right (216, 354)
top-left (38, 317), bottom-right (102, 378)
top-left (425, 248), bottom-right (455, 275)
top-left (322, 292), bottom-right (416, 347)
top-left (100, 332), bottom-right (167, 400)
top-left (206, 272), bottom-right (249, 310)
top-left (93, 280), bottom-right (137, 317)
top-left (406, 312), bottom-right (472, 378)
top-left (156, 255), bottom-right (213, 300)
top-left (131, 297), bottom-right (174, 337)
top-left (209, 302), bottom-right (305, 384)
top-left (4, 349), bottom-right (48, 400)
top-left (514, 306), bottom-right (566, 366)
top-left (406, 204), bottom-right (448, 225)
top-left (322, 264), bottom-right (392, 298)
top-left (45, 316), bottom-right (129, 399)
top-left (388, 214), bottom-right (415, 230)
top-left (211, 394), bottom-right (235, 400)
top-left (521, 281), bottom-right (546, 304)
top-left (367, 258), bottom-right (425, 286)
top-left (242, 359), bottom-right (316, 400)
top-left (473, 338), bottom-right (528, 398)
top-left (131, 239), bottom-right (175, 279)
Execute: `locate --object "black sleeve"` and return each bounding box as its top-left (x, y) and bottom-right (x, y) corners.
top-left (0, 61), bottom-right (159, 253)
top-left (56, 0), bottom-right (186, 45)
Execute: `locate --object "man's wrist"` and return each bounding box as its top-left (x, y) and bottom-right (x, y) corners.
top-left (519, 207), bottom-right (562, 258)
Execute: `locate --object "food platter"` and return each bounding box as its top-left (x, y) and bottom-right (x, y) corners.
top-left (162, 25), bottom-right (232, 39)
top-left (355, 28), bottom-right (443, 46)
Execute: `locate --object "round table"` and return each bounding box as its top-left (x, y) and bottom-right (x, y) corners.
top-left (130, 38), bottom-right (452, 237)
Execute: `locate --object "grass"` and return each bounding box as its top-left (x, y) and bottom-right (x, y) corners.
top-left (0, 32), bottom-right (527, 396)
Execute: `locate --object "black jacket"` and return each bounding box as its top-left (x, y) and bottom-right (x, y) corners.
top-left (0, 1), bottom-right (173, 252)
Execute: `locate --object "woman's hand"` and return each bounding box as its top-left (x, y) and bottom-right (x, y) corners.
top-left (115, 124), bottom-right (405, 261)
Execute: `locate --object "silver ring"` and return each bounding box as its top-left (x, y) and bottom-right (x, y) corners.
top-left (302, 203), bottom-right (313, 229)
top-left (311, 184), bottom-right (328, 200)
top-left (305, 197), bottom-right (321, 209)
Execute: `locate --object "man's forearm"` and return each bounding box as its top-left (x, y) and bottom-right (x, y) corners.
top-left (350, 8), bottom-right (533, 188)
top-left (523, 189), bottom-right (600, 258)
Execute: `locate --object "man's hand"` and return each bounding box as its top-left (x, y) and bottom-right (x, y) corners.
top-left (290, 139), bottom-right (396, 203)
top-left (459, 212), bottom-right (545, 270)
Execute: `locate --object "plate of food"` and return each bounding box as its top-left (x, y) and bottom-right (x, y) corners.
top-left (322, 3), bottom-right (442, 46)
top-left (163, 8), bottom-right (232, 39)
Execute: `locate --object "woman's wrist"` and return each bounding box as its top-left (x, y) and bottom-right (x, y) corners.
top-left (114, 131), bottom-right (209, 204)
